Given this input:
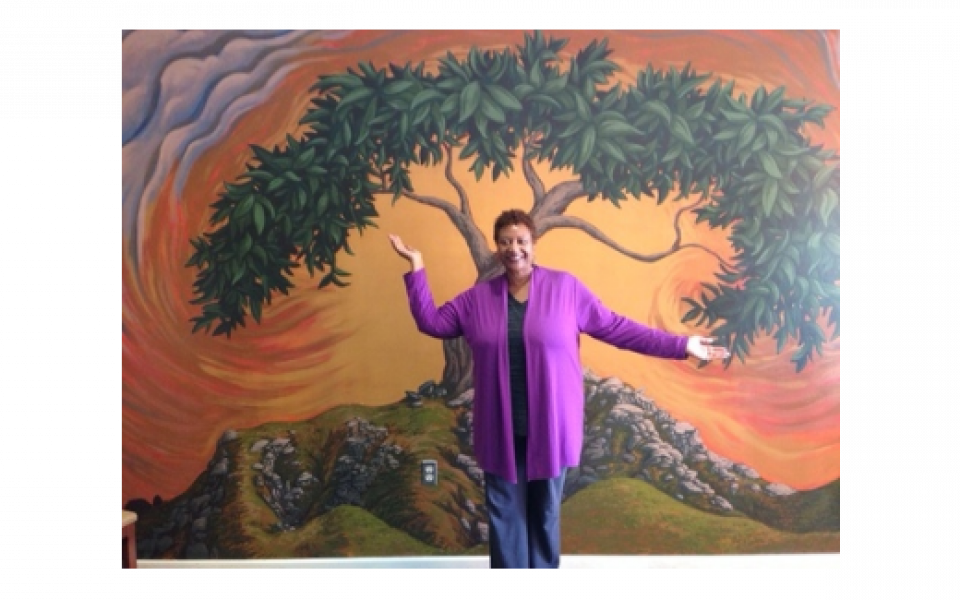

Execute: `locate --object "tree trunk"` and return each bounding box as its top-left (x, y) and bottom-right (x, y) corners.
top-left (441, 337), bottom-right (473, 399)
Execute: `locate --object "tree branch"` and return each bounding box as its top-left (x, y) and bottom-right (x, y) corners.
top-left (522, 141), bottom-right (546, 209)
top-left (371, 142), bottom-right (499, 276)
top-left (528, 180), bottom-right (588, 225)
top-left (539, 214), bottom-right (731, 268)
top-left (443, 143), bottom-right (473, 220)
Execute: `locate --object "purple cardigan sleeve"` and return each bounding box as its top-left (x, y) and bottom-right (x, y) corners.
top-left (574, 277), bottom-right (689, 359)
top-left (402, 269), bottom-right (464, 339)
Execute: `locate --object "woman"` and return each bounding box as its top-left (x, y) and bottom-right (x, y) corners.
top-left (388, 209), bottom-right (729, 568)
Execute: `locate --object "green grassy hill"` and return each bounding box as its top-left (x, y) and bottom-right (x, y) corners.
top-left (562, 478), bottom-right (839, 554)
top-left (130, 382), bottom-right (839, 559)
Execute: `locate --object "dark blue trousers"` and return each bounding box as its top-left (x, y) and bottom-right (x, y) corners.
top-left (484, 436), bottom-right (567, 569)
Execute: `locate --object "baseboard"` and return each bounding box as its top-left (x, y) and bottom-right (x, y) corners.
top-left (140, 553), bottom-right (839, 569)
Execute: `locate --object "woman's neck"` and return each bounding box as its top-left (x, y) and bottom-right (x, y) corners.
top-left (506, 268), bottom-right (532, 287)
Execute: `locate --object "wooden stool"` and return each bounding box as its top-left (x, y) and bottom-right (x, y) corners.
top-left (122, 510), bottom-right (138, 568)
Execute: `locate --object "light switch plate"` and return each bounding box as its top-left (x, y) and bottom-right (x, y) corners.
top-left (421, 459), bottom-right (438, 485)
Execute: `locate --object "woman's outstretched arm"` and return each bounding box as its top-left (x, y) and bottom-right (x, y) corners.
top-left (389, 233), bottom-right (463, 339)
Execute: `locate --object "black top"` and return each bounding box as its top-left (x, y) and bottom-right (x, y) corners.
top-left (507, 294), bottom-right (528, 437)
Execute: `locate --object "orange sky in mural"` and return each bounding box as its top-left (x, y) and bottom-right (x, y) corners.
top-left (122, 30), bottom-right (840, 505)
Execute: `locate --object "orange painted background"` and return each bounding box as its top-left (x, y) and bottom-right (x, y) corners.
top-left (122, 30), bottom-right (839, 506)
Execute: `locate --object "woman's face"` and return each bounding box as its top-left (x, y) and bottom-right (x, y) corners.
top-left (496, 224), bottom-right (535, 277)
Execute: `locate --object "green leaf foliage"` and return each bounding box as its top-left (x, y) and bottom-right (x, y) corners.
top-left (186, 32), bottom-right (839, 373)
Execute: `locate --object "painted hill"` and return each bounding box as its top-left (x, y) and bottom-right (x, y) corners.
top-left (127, 369), bottom-right (839, 559)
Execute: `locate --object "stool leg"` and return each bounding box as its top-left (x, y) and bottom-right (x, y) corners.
top-left (120, 527), bottom-right (137, 569)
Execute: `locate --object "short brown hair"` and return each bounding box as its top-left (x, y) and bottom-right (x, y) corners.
top-left (493, 209), bottom-right (537, 242)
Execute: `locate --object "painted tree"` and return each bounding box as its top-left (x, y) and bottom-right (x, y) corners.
top-left (186, 32), bottom-right (840, 398)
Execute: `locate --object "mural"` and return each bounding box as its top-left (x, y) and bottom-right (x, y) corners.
top-left (123, 30), bottom-right (840, 560)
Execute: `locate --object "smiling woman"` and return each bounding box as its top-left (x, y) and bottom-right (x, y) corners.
top-left (389, 206), bottom-right (734, 567)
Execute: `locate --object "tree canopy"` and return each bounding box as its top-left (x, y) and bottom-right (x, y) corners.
top-left (186, 31), bottom-right (839, 373)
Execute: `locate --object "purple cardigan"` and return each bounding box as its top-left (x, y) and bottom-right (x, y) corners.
top-left (403, 265), bottom-right (689, 483)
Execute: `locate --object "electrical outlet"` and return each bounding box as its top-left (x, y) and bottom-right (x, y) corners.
top-left (421, 459), bottom-right (438, 485)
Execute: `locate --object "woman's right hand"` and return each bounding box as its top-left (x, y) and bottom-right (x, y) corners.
top-left (388, 234), bottom-right (424, 271)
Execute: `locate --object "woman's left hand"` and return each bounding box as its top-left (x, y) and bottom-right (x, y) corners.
top-left (686, 336), bottom-right (731, 361)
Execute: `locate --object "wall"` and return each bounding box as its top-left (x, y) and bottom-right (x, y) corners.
top-left (122, 29), bottom-right (840, 561)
